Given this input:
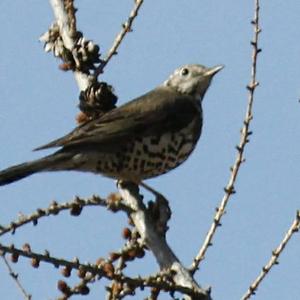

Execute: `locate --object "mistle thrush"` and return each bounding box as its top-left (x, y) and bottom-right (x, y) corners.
top-left (0, 64), bottom-right (223, 186)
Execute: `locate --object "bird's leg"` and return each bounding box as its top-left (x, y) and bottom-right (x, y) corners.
top-left (140, 182), bottom-right (164, 198)
top-left (140, 182), bottom-right (171, 236)
top-left (117, 181), bottom-right (210, 299)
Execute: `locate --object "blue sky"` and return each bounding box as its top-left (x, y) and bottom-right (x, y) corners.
top-left (0, 1), bottom-right (299, 299)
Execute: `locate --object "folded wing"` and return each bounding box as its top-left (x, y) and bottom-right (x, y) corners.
top-left (35, 86), bottom-right (199, 152)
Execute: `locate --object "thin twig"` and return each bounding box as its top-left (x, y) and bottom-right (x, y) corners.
top-left (0, 195), bottom-right (108, 237)
top-left (0, 243), bottom-right (102, 274)
top-left (242, 210), bottom-right (300, 300)
top-left (190, 0), bottom-right (262, 274)
top-left (106, 235), bottom-right (145, 300)
top-left (94, 0), bottom-right (144, 77)
top-left (1, 255), bottom-right (31, 300)
top-left (0, 242), bottom-right (208, 298)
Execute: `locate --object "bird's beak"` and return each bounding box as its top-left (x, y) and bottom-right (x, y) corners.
top-left (204, 65), bottom-right (224, 77)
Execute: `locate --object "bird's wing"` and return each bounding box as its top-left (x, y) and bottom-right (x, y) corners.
top-left (35, 87), bottom-right (200, 151)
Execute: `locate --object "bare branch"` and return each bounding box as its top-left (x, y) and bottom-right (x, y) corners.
top-left (242, 210), bottom-right (300, 300)
top-left (1, 255), bottom-right (32, 300)
top-left (0, 242), bottom-right (121, 282)
top-left (0, 242), bottom-right (210, 298)
top-left (94, 0), bottom-right (144, 77)
top-left (49, 0), bottom-right (91, 90)
top-left (190, 0), bottom-right (262, 274)
top-left (118, 181), bottom-right (211, 300)
top-left (0, 195), bottom-right (109, 237)
top-left (106, 228), bottom-right (146, 299)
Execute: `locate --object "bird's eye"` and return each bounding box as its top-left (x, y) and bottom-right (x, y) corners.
top-left (181, 68), bottom-right (189, 76)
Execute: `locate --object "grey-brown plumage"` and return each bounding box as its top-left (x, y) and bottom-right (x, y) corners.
top-left (0, 64), bottom-right (223, 186)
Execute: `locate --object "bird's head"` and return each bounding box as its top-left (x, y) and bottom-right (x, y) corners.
top-left (164, 64), bottom-right (224, 101)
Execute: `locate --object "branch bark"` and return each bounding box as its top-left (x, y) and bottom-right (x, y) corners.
top-left (49, 0), bottom-right (91, 91)
top-left (117, 181), bottom-right (211, 300)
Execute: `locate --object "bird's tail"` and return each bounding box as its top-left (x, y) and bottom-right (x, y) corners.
top-left (0, 152), bottom-right (72, 186)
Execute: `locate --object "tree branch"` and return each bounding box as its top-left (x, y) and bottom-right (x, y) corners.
top-left (117, 181), bottom-right (211, 300)
top-left (242, 210), bottom-right (300, 300)
top-left (0, 195), bottom-right (110, 237)
top-left (190, 0), bottom-right (262, 274)
top-left (94, 0), bottom-right (144, 77)
top-left (0, 242), bottom-right (210, 299)
top-left (1, 255), bottom-right (31, 300)
top-left (49, 0), bottom-right (91, 91)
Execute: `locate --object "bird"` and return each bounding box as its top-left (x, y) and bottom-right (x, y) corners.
top-left (0, 64), bottom-right (223, 186)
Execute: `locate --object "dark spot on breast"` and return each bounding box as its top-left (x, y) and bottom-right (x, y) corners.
top-left (155, 162), bottom-right (163, 168)
top-left (126, 142), bottom-right (135, 152)
top-left (167, 156), bottom-right (177, 163)
top-left (143, 144), bottom-right (149, 153)
top-left (115, 152), bottom-right (122, 159)
top-left (164, 163), bottom-right (172, 170)
top-left (140, 159), bottom-right (146, 170)
top-left (146, 161), bottom-right (155, 168)
top-left (147, 151), bottom-right (157, 158)
top-left (167, 144), bottom-right (177, 155)
top-left (124, 156), bottom-right (131, 162)
top-left (150, 136), bottom-right (161, 145)
top-left (112, 162), bottom-right (121, 172)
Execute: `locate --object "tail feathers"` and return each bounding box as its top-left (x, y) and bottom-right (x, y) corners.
top-left (0, 152), bottom-right (71, 186)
